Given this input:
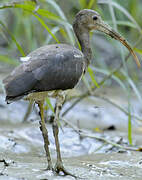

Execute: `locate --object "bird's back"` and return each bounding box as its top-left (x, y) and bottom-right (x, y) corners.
top-left (3, 44), bottom-right (85, 102)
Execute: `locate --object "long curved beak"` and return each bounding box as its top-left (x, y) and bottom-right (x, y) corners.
top-left (95, 21), bottom-right (141, 68)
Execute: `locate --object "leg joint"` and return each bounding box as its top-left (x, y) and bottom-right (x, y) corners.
top-left (52, 122), bottom-right (59, 136)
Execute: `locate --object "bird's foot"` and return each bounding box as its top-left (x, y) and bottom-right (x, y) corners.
top-left (45, 164), bottom-right (54, 171)
top-left (54, 162), bottom-right (77, 178)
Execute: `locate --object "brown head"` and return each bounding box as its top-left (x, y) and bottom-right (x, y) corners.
top-left (73, 9), bottom-right (140, 67)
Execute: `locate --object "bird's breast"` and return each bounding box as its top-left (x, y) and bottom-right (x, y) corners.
top-left (24, 90), bottom-right (68, 102)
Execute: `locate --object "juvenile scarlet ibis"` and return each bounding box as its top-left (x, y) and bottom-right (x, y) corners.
top-left (3, 9), bottom-right (140, 176)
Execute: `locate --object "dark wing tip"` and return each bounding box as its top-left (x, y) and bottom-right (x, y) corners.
top-left (5, 96), bottom-right (13, 104)
top-left (5, 94), bottom-right (25, 103)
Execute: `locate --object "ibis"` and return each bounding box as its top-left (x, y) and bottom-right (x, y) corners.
top-left (3, 9), bottom-right (140, 176)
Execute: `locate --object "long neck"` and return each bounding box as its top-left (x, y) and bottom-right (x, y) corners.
top-left (73, 24), bottom-right (92, 67)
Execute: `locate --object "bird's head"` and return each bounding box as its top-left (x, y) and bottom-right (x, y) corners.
top-left (73, 9), bottom-right (140, 67)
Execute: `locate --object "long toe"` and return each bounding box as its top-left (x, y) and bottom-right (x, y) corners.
top-left (54, 163), bottom-right (77, 178)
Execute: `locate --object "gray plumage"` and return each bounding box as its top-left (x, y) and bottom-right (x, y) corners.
top-left (3, 9), bottom-right (139, 104)
top-left (3, 44), bottom-right (85, 102)
top-left (2, 9), bottom-right (140, 176)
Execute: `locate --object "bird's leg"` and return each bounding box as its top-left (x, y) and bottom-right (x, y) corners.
top-left (37, 101), bottom-right (53, 170)
top-left (52, 96), bottom-right (64, 172)
top-left (23, 101), bottom-right (33, 122)
top-left (52, 94), bottom-right (76, 177)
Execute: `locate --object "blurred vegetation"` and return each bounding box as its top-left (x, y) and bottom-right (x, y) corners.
top-left (0, 0), bottom-right (142, 144)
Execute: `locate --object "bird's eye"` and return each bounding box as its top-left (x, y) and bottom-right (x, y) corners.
top-left (93, 16), bottom-right (98, 20)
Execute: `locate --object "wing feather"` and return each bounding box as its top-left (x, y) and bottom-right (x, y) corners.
top-left (3, 44), bottom-right (85, 101)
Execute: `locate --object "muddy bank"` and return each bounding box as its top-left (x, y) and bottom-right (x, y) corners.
top-left (0, 121), bottom-right (141, 180)
top-left (1, 70), bottom-right (142, 179)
